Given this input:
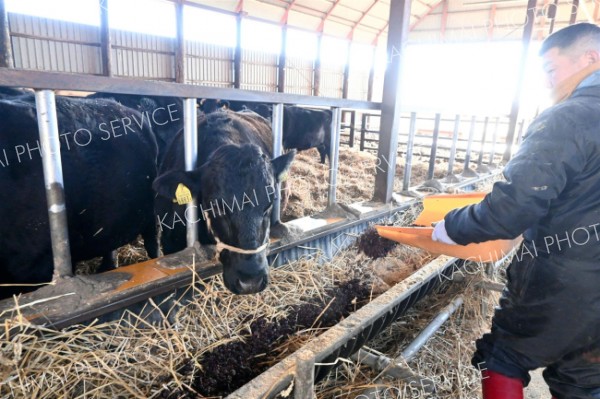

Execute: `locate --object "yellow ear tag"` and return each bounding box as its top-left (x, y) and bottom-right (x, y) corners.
top-left (279, 171), bottom-right (288, 182)
top-left (174, 183), bottom-right (193, 205)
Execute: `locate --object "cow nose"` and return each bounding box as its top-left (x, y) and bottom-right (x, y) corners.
top-left (235, 274), bottom-right (268, 295)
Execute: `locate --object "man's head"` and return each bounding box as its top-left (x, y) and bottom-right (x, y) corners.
top-left (540, 23), bottom-right (600, 88)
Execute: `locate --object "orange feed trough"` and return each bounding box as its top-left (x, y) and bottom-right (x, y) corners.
top-left (376, 193), bottom-right (521, 263)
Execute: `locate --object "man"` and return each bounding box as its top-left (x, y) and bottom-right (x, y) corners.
top-left (432, 23), bottom-right (600, 399)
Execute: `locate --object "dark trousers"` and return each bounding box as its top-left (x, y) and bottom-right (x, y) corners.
top-left (472, 253), bottom-right (600, 399)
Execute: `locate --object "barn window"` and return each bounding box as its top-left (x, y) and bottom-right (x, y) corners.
top-left (6, 0), bottom-right (99, 26)
top-left (184, 6), bottom-right (236, 48)
top-left (108, 0), bottom-right (175, 38)
top-left (286, 28), bottom-right (317, 60)
top-left (241, 19), bottom-right (281, 54)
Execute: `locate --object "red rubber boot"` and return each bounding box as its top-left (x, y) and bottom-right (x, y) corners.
top-left (481, 370), bottom-right (524, 399)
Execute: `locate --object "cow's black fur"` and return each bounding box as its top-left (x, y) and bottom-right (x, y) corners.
top-left (0, 94), bottom-right (159, 299)
top-left (153, 109), bottom-right (295, 295)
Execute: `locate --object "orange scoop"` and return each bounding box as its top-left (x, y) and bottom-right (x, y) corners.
top-left (376, 192), bottom-right (521, 263)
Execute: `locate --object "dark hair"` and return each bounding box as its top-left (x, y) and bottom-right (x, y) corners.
top-left (540, 23), bottom-right (600, 55)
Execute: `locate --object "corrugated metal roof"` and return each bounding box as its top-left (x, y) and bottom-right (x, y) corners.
top-left (185, 0), bottom-right (599, 44)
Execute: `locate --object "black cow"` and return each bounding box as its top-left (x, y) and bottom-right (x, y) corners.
top-left (198, 98), bottom-right (230, 114)
top-left (0, 94), bottom-right (159, 299)
top-left (223, 101), bottom-right (332, 164)
top-left (87, 93), bottom-right (183, 163)
top-left (153, 109), bottom-right (295, 295)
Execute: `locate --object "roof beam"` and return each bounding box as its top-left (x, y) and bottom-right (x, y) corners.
top-left (347, 0), bottom-right (380, 39)
top-left (440, 0), bottom-right (448, 40)
top-left (318, 0), bottom-right (343, 32)
top-left (372, 21), bottom-right (388, 45)
top-left (235, 0), bottom-right (244, 13)
top-left (280, 0), bottom-right (298, 24)
top-left (410, 0), bottom-right (445, 31)
top-left (488, 4), bottom-right (496, 39)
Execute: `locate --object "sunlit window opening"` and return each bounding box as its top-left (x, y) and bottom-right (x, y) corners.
top-left (184, 6), bottom-right (236, 47)
top-left (286, 28), bottom-right (318, 60)
top-left (241, 19), bottom-right (281, 54)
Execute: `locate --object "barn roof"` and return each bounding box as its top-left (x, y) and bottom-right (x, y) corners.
top-left (185, 0), bottom-right (600, 45)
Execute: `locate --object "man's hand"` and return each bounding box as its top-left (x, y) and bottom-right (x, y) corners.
top-left (431, 220), bottom-right (457, 245)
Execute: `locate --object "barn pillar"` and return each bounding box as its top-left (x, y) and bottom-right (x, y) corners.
top-left (342, 40), bottom-right (351, 99)
top-left (99, 0), bottom-right (112, 77)
top-left (277, 25), bottom-right (287, 93)
top-left (175, 0), bottom-right (185, 83)
top-left (234, 13), bottom-right (242, 89)
top-left (35, 90), bottom-right (73, 280)
top-left (0, 0), bottom-right (13, 69)
top-left (373, 0), bottom-right (411, 203)
top-left (313, 33), bottom-right (322, 96)
top-left (184, 98), bottom-right (198, 246)
top-left (503, 0), bottom-right (537, 162)
top-left (271, 104), bottom-right (284, 223)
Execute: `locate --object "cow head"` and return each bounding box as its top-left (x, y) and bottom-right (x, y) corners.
top-left (154, 144), bottom-right (295, 295)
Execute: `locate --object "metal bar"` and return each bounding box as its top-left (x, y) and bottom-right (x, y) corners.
top-left (34, 90), bottom-right (73, 280)
top-left (400, 296), bottom-right (464, 361)
top-left (570, 0), bottom-right (579, 24)
top-left (294, 351), bottom-right (315, 399)
top-left (503, 0), bottom-right (537, 162)
top-left (360, 113), bottom-right (367, 151)
top-left (234, 13), bottom-right (242, 89)
top-left (313, 33), bottom-right (322, 96)
top-left (402, 112), bottom-right (417, 192)
top-left (549, 0), bottom-right (560, 34)
top-left (99, 0), bottom-right (111, 77)
top-left (426, 113), bottom-right (441, 180)
top-left (0, 69), bottom-right (380, 109)
top-left (272, 103), bottom-right (284, 222)
top-left (277, 25), bottom-right (287, 93)
top-left (0, 0), bottom-right (13, 68)
top-left (342, 41), bottom-right (350, 99)
top-left (367, 46), bottom-right (376, 101)
top-left (175, 0), bottom-right (185, 83)
top-left (489, 117), bottom-right (499, 165)
top-left (464, 115), bottom-right (476, 170)
top-left (184, 98), bottom-right (198, 247)
top-left (447, 114), bottom-right (460, 175)
top-left (374, 0), bottom-right (411, 203)
top-left (477, 116), bottom-right (489, 167)
top-left (349, 110), bottom-right (356, 148)
top-left (328, 107), bottom-right (341, 206)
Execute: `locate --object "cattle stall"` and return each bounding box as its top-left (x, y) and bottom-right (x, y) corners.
top-left (0, 0), bottom-right (545, 397)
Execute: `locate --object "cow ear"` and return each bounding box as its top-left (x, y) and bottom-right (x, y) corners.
top-left (272, 150), bottom-right (296, 183)
top-left (153, 169), bottom-right (203, 203)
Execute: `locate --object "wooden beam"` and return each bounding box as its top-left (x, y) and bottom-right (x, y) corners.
top-left (410, 0), bottom-right (445, 31)
top-left (342, 40), bottom-right (350, 99)
top-left (280, 0), bottom-right (298, 24)
top-left (347, 0), bottom-right (380, 39)
top-left (0, 0), bottom-right (13, 68)
top-left (372, 22), bottom-right (388, 45)
top-left (549, 0), bottom-right (559, 33)
top-left (174, 0), bottom-right (185, 83)
top-left (367, 45), bottom-right (376, 101)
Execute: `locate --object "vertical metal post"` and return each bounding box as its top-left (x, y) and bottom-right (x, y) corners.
top-left (0, 0), bottom-right (13, 68)
top-left (426, 113), bottom-right (441, 180)
top-left (328, 107), bottom-right (341, 206)
top-left (360, 114), bottom-right (367, 151)
top-left (463, 116), bottom-right (476, 172)
top-left (99, 0), bottom-right (112, 77)
top-left (549, 0), bottom-right (559, 34)
top-left (477, 116), bottom-right (489, 167)
top-left (184, 98), bottom-right (198, 247)
top-left (271, 104), bottom-right (284, 222)
top-left (569, 0), bottom-right (579, 24)
top-left (402, 112), bottom-right (417, 192)
top-left (447, 114), bottom-right (460, 176)
top-left (374, 0), bottom-right (411, 203)
top-left (35, 90), bottom-right (72, 280)
top-left (234, 13), bottom-right (242, 89)
top-left (504, 0), bottom-right (537, 162)
top-left (489, 117), bottom-right (499, 166)
top-left (175, 0), bottom-right (185, 83)
top-left (367, 45), bottom-right (376, 101)
top-left (277, 25), bottom-right (287, 93)
top-left (349, 110), bottom-right (356, 148)
top-left (313, 33), bottom-right (322, 96)
top-left (294, 351), bottom-right (315, 399)
top-left (516, 119), bottom-right (526, 145)
top-left (342, 41), bottom-right (351, 99)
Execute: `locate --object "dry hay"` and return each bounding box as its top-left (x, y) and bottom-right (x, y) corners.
top-left (283, 147), bottom-right (466, 221)
top-left (0, 231), bottom-right (432, 399)
top-left (314, 263), bottom-right (505, 399)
